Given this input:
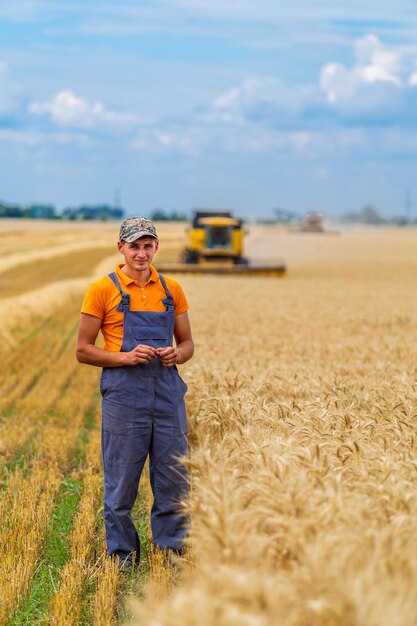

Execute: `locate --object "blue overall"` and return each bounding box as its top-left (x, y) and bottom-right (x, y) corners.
top-left (100, 271), bottom-right (188, 564)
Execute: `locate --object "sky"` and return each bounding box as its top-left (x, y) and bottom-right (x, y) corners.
top-left (1, 0), bottom-right (417, 219)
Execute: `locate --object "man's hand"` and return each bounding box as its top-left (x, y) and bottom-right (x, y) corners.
top-left (125, 344), bottom-right (157, 365)
top-left (157, 346), bottom-right (178, 368)
top-left (76, 311), bottom-right (193, 369)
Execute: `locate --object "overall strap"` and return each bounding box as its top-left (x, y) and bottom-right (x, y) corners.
top-left (158, 273), bottom-right (175, 312)
top-left (108, 272), bottom-right (131, 313)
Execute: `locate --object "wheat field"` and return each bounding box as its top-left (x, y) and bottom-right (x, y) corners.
top-left (1, 219), bottom-right (417, 625)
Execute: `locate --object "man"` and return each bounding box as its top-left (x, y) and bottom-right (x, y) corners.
top-left (76, 216), bottom-right (194, 570)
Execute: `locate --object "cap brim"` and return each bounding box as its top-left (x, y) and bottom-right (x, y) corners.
top-left (122, 231), bottom-right (158, 242)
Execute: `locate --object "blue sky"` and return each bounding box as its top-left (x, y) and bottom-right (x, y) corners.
top-left (1, 0), bottom-right (417, 218)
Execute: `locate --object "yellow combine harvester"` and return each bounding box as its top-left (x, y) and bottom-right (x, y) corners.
top-left (155, 210), bottom-right (286, 276)
top-left (300, 212), bottom-right (324, 233)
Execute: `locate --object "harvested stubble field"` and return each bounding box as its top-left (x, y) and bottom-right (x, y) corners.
top-left (1, 219), bottom-right (417, 625)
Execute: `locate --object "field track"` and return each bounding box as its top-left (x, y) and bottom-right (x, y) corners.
top-left (1, 220), bottom-right (417, 625)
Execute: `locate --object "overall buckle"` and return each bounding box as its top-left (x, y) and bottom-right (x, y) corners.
top-left (116, 293), bottom-right (131, 312)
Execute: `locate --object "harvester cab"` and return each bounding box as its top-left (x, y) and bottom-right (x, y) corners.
top-left (183, 210), bottom-right (248, 265)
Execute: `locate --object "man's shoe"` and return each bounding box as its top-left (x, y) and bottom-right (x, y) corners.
top-left (118, 556), bottom-right (138, 574)
top-left (161, 548), bottom-right (186, 571)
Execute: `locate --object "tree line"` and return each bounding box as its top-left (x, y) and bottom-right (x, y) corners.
top-left (0, 202), bottom-right (124, 220)
top-left (0, 201), bottom-right (191, 222)
top-left (272, 205), bottom-right (415, 226)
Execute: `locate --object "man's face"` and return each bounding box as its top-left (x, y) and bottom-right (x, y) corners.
top-left (118, 236), bottom-right (159, 272)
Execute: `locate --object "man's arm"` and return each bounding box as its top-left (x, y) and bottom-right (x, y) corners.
top-left (174, 311), bottom-right (194, 364)
top-left (157, 311), bottom-right (194, 367)
top-left (76, 313), bottom-right (157, 367)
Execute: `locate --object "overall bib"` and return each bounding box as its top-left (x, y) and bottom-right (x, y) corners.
top-left (101, 272), bottom-right (188, 563)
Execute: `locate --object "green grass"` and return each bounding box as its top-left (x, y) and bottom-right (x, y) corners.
top-left (3, 431), bottom-right (39, 477)
top-left (1, 405), bottom-right (16, 418)
top-left (7, 476), bottom-right (83, 625)
top-left (84, 402), bottom-right (98, 432)
top-left (78, 569), bottom-right (99, 626)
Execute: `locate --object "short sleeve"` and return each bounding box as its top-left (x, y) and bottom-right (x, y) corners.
top-left (167, 279), bottom-right (189, 316)
top-left (81, 282), bottom-right (106, 319)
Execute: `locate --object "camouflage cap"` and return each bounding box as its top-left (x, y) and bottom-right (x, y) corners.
top-left (119, 216), bottom-right (158, 242)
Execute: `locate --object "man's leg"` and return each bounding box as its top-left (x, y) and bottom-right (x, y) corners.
top-left (102, 409), bottom-right (152, 565)
top-left (149, 414), bottom-right (188, 551)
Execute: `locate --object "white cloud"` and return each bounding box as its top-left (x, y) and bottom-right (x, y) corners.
top-left (206, 126), bottom-right (312, 155)
top-left (212, 76), bottom-right (313, 124)
top-left (409, 73), bottom-right (417, 86)
top-left (151, 34), bottom-right (417, 158)
top-left (29, 90), bottom-right (135, 128)
top-left (130, 114), bottom-right (314, 158)
top-left (214, 87), bottom-right (242, 111)
top-left (128, 33), bottom-right (417, 159)
top-left (320, 35), bottom-right (403, 104)
top-left (354, 35), bottom-right (402, 83)
top-left (320, 63), bottom-right (349, 104)
top-left (131, 125), bottom-right (209, 155)
top-left (15, 34), bottom-right (417, 163)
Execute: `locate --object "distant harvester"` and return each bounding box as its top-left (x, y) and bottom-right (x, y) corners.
top-left (300, 212), bottom-right (324, 233)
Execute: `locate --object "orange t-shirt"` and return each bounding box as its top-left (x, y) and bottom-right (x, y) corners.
top-left (81, 264), bottom-right (189, 351)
